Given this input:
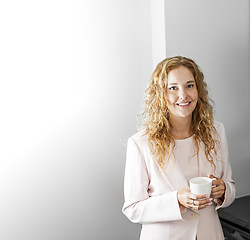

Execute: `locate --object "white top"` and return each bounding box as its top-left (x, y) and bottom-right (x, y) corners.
top-left (175, 136), bottom-right (199, 181)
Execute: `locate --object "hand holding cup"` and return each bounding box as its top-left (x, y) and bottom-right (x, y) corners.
top-left (177, 187), bottom-right (213, 211)
top-left (208, 174), bottom-right (226, 204)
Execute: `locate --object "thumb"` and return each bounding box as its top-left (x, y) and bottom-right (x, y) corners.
top-left (207, 173), bottom-right (217, 179)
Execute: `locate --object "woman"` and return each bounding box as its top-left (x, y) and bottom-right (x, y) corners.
top-left (122, 56), bottom-right (235, 240)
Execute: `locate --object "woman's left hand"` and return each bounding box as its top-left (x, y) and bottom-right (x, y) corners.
top-left (208, 174), bottom-right (226, 204)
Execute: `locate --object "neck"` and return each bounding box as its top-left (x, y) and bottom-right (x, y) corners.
top-left (169, 115), bottom-right (193, 139)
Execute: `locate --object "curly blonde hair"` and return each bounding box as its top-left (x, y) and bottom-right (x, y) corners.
top-left (142, 56), bottom-right (218, 169)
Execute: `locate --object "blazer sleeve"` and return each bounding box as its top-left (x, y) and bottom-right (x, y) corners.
top-left (122, 137), bottom-right (183, 224)
top-left (215, 122), bottom-right (236, 210)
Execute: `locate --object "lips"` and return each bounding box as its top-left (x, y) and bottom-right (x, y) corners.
top-left (176, 102), bottom-right (191, 106)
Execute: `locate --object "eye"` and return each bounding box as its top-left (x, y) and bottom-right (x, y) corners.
top-left (187, 84), bottom-right (195, 88)
top-left (168, 86), bottom-right (178, 90)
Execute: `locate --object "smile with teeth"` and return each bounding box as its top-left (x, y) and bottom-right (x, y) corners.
top-left (177, 102), bottom-right (191, 106)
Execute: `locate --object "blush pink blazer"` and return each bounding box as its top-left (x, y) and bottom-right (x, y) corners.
top-left (122, 121), bottom-right (235, 240)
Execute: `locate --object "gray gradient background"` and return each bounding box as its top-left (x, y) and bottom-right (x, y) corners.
top-left (0, 0), bottom-right (249, 240)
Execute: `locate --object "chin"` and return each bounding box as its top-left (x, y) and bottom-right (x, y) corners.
top-left (179, 114), bottom-right (193, 119)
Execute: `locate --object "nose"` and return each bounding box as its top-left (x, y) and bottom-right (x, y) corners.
top-left (178, 87), bottom-right (187, 99)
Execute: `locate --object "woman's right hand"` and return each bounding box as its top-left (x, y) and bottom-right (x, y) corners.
top-left (177, 187), bottom-right (213, 210)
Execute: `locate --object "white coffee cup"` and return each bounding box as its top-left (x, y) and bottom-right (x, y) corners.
top-left (189, 177), bottom-right (216, 196)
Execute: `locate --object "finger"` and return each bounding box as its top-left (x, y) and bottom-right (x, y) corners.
top-left (211, 186), bottom-right (225, 195)
top-left (190, 199), bottom-right (213, 210)
top-left (212, 191), bottom-right (224, 198)
top-left (196, 201), bottom-right (213, 210)
top-left (212, 181), bottom-right (225, 190)
top-left (195, 198), bottom-right (213, 206)
top-left (199, 201), bottom-right (213, 210)
top-left (188, 200), bottom-right (198, 210)
top-left (211, 190), bottom-right (224, 199)
top-left (212, 187), bottom-right (224, 193)
top-left (208, 174), bottom-right (219, 186)
top-left (211, 194), bottom-right (222, 199)
top-left (212, 186), bottom-right (224, 192)
top-left (211, 178), bottom-right (223, 187)
top-left (191, 194), bottom-right (209, 200)
top-left (188, 197), bottom-right (213, 209)
top-left (212, 179), bottom-right (220, 186)
top-left (196, 198), bottom-right (213, 205)
top-left (212, 178), bottom-right (225, 188)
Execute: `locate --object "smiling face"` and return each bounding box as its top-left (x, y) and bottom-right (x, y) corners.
top-left (165, 66), bottom-right (198, 121)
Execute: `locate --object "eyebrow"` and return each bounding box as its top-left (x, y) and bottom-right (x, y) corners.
top-left (168, 80), bottom-right (195, 86)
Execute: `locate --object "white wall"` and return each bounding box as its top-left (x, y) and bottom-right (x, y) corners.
top-left (1, 1), bottom-right (248, 239)
top-left (165, 0), bottom-right (250, 197)
top-left (0, 1), bottom-right (152, 239)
